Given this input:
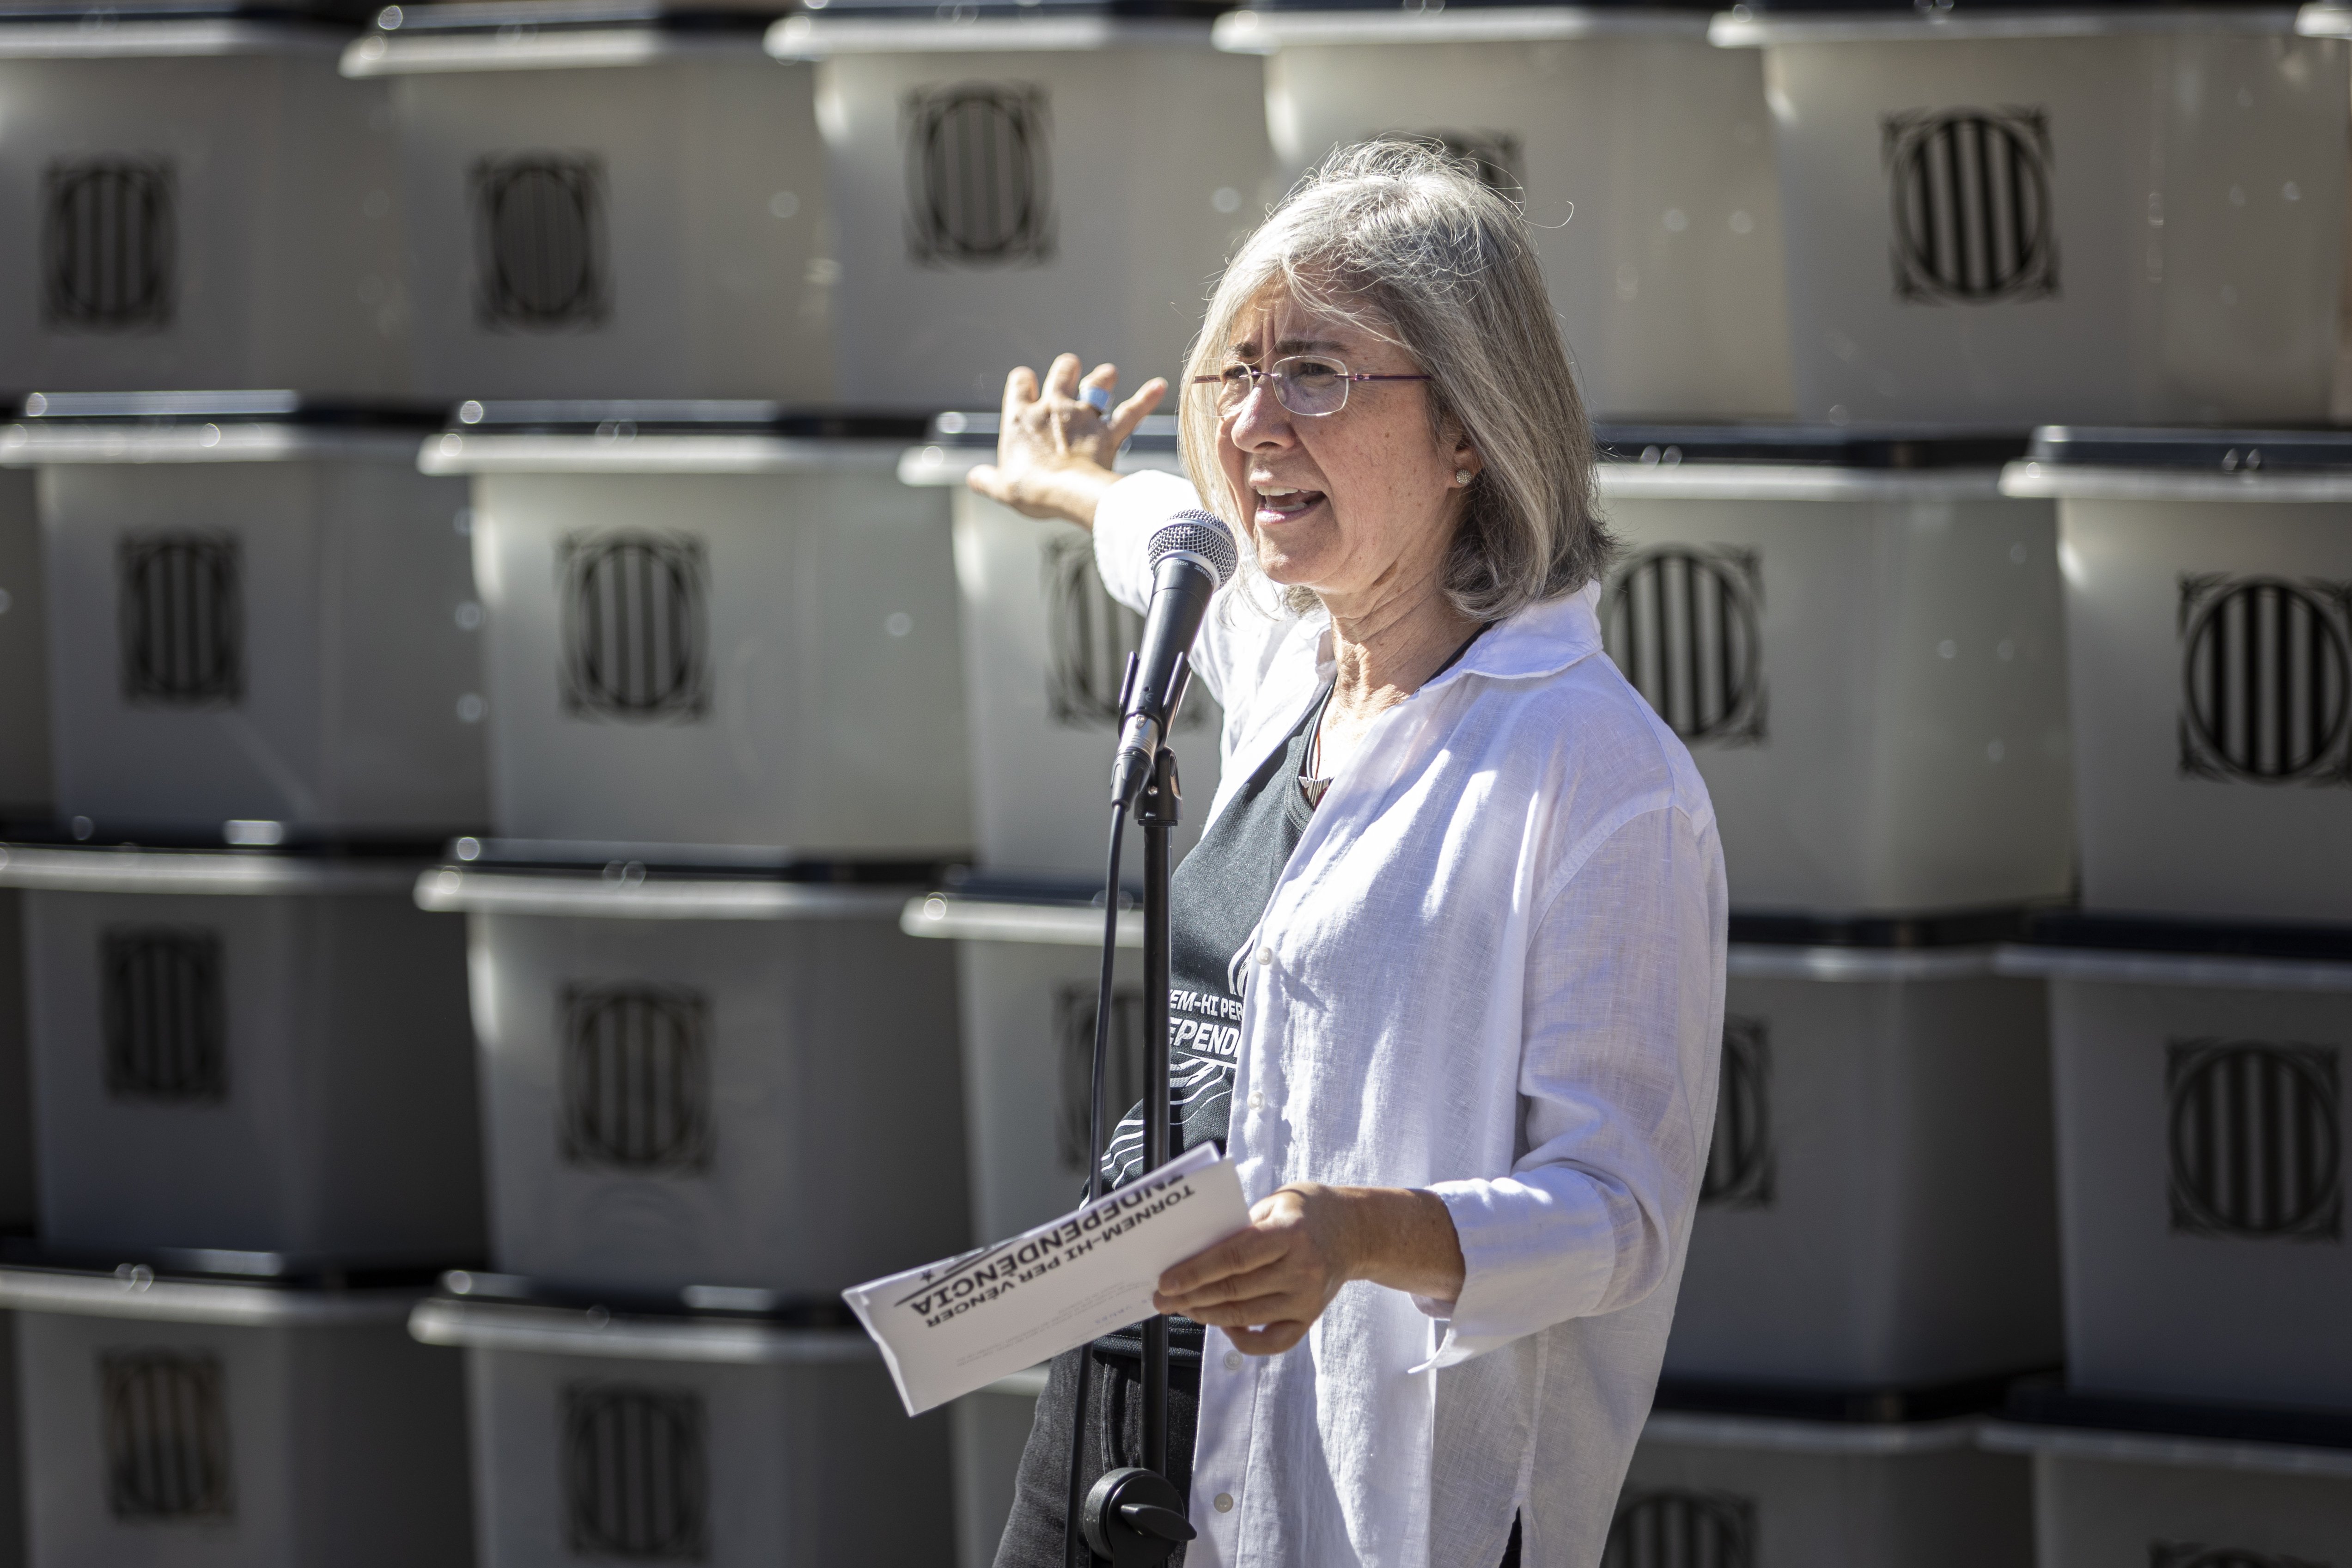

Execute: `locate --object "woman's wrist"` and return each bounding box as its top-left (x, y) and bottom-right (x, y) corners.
top-left (1036, 459), bottom-right (1124, 529)
top-left (1302, 1184), bottom-right (1467, 1304)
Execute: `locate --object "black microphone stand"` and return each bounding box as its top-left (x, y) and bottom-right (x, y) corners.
top-left (1070, 665), bottom-right (1196, 1568)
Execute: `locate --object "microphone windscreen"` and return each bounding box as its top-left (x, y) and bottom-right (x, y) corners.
top-left (1146, 509), bottom-right (1239, 589)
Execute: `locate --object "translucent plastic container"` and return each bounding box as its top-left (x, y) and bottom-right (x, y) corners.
top-left (3, 845), bottom-right (483, 1265)
top-left (1716, 6), bottom-right (2349, 426)
top-left (0, 466), bottom-right (48, 818)
top-left (901, 415), bottom-right (1222, 878)
top-left (2005, 428), bottom-right (2352, 924)
top-left (411, 1284), bottom-right (950, 1568)
top-left (1596, 429), bottom-right (2070, 915)
top-left (1214, 1), bottom-right (1791, 420)
top-left (1664, 944), bottom-right (2061, 1392)
top-left (0, 9), bottom-right (408, 397)
top-left (421, 860), bottom-right (967, 1299)
top-left (3, 395), bottom-right (484, 843)
top-left (1986, 1416), bottom-right (2352, 1568)
top-left (1, 1263), bottom-right (470, 1568)
top-left (902, 883), bottom-right (1146, 1244)
top-left (342, 5), bottom-right (834, 403)
top-left (430, 403), bottom-right (969, 855)
top-left (1611, 1409), bottom-right (2031, 1568)
top-left (769, 0), bottom-right (1271, 409)
top-left (2011, 928), bottom-right (2352, 1411)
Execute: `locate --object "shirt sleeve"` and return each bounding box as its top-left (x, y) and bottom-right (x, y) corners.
top-left (1091, 469), bottom-right (1202, 611)
top-left (1090, 468), bottom-right (1257, 716)
top-left (1414, 802), bottom-right (1728, 1368)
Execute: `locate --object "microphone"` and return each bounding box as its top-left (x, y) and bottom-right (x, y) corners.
top-left (1110, 510), bottom-right (1239, 809)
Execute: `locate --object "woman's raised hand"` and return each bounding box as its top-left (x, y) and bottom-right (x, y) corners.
top-left (965, 353), bottom-right (1167, 529)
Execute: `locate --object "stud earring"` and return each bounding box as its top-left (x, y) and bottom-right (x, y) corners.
top-left (1455, 469), bottom-right (1474, 486)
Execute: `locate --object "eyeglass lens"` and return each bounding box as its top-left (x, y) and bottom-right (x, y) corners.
top-left (1213, 356), bottom-right (1351, 417)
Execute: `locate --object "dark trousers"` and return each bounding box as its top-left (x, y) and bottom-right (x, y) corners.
top-left (993, 1342), bottom-right (1523, 1568)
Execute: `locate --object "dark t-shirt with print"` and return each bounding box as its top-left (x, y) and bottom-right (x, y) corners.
top-left (1099, 686), bottom-right (1326, 1192)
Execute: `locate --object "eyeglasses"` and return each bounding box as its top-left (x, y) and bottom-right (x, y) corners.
top-left (1190, 355), bottom-right (1431, 418)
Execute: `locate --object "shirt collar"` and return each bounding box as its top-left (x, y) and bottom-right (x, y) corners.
top-left (1432, 580), bottom-right (1605, 688)
top-left (1304, 580), bottom-right (1605, 689)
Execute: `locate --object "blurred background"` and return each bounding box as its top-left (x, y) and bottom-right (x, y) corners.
top-left (0, 0), bottom-right (2347, 1561)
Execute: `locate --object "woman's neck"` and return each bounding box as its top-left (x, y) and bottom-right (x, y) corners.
top-left (1320, 568), bottom-right (1482, 724)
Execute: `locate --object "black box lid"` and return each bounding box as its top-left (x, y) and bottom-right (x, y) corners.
top-left (450, 399), bottom-right (934, 439)
top-left (1596, 422), bottom-right (2031, 469)
top-left (2026, 425), bottom-right (2352, 474)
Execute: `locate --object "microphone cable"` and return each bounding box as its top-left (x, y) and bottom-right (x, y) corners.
top-left (1066, 799), bottom-right (1128, 1568)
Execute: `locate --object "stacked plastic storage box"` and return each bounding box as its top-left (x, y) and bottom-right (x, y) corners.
top-left (0, 1264), bottom-right (469, 1568)
top-left (0, 393), bottom-right (490, 1566)
top-left (1211, 0), bottom-right (1792, 420)
top-left (407, 400), bottom-right (973, 1565)
top-left (0, 454), bottom-right (35, 1568)
top-left (341, 0), bottom-right (836, 403)
top-left (1712, 0), bottom-right (2350, 427)
top-left (1981, 428), bottom-right (2352, 1562)
top-left (0, 3), bottom-right (409, 397)
top-left (768, 0), bottom-right (1271, 409)
top-left (0, 464), bottom-right (46, 826)
top-left (900, 413), bottom-right (1228, 1564)
top-left (1581, 426), bottom-right (2066, 1559)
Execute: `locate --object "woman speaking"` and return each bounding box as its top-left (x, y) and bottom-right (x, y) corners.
top-left (970, 141), bottom-right (1728, 1568)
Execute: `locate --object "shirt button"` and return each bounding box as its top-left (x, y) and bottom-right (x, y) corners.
top-left (1255, 947), bottom-right (1273, 966)
top-left (1224, 1350), bottom-right (1243, 1372)
top-left (1214, 1493), bottom-right (1235, 1514)
top-left (1247, 1091), bottom-right (1265, 1111)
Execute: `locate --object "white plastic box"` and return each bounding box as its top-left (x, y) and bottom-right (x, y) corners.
top-left (411, 1286), bottom-right (951, 1567)
top-left (1596, 431), bottom-right (2070, 915)
top-left (2013, 934), bottom-right (2352, 1411)
top-left (1664, 946), bottom-right (2061, 1391)
top-left (902, 416), bottom-right (1223, 878)
top-left (0, 10), bottom-right (408, 397)
top-left (3, 395), bottom-right (485, 842)
top-left (432, 404), bottom-right (969, 854)
top-left (769, 0), bottom-right (1272, 409)
top-left (0, 466), bottom-right (48, 818)
top-left (1716, 6), bottom-right (2349, 426)
top-left (1213, 1), bottom-right (1792, 420)
top-left (422, 860), bottom-right (968, 1299)
top-left (902, 885), bottom-right (1147, 1245)
top-left (1, 1264), bottom-right (471, 1568)
top-left (1609, 1410), bottom-right (2032, 1568)
top-left (342, 6), bottom-right (834, 404)
top-left (2006, 429), bottom-right (2352, 924)
top-left (4, 845), bottom-right (483, 1265)
top-left (1985, 1419), bottom-right (2352, 1568)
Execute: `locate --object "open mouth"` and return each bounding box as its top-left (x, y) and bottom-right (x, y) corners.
top-left (1254, 485), bottom-right (1326, 524)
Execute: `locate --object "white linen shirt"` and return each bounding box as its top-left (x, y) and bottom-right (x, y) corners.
top-left (1092, 472), bottom-right (1728, 1568)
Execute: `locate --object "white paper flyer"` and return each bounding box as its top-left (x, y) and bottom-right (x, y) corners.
top-left (843, 1144), bottom-right (1251, 1415)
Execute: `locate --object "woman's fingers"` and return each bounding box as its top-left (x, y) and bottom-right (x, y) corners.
top-left (1157, 1257), bottom-right (1295, 1316)
top-left (965, 464), bottom-right (1010, 504)
top-left (1107, 378), bottom-right (1168, 447)
top-left (1042, 352), bottom-right (1085, 401)
top-left (999, 364), bottom-right (1039, 425)
top-left (1158, 1226), bottom-right (1288, 1299)
top-left (1224, 1321), bottom-right (1310, 1356)
top-left (1178, 1293), bottom-right (1303, 1331)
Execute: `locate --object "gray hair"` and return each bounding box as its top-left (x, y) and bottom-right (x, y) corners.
top-left (1179, 138), bottom-right (1612, 622)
